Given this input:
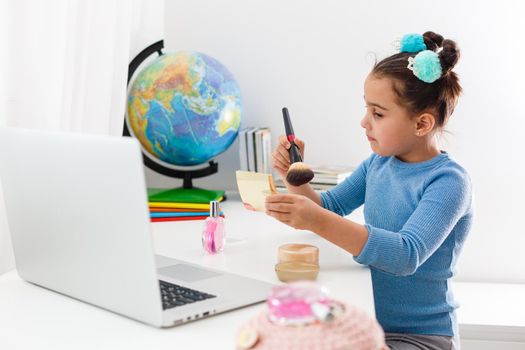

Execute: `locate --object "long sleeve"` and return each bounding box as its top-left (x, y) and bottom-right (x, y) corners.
top-left (354, 167), bottom-right (473, 276)
top-left (320, 154), bottom-right (376, 216)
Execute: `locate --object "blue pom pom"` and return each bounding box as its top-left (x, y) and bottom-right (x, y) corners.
top-left (410, 50), bottom-right (442, 83)
top-left (400, 33), bottom-right (426, 53)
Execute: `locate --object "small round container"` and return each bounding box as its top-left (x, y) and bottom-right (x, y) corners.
top-left (275, 244), bottom-right (320, 282)
top-left (278, 244), bottom-right (319, 264)
top-left (275, 262), bottom-right (319, 282)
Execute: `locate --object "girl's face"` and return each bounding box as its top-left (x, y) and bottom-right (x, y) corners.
top-left (361, 74), bottom-right (421, 161)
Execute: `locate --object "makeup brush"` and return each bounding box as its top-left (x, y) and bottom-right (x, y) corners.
top-left (282, 107), bottom-right (314, 186)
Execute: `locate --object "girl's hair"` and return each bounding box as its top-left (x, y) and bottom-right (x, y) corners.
top-left (371, 31), bottom-right (462, 128)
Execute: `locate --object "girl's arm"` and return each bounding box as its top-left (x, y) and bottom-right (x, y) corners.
top-left (315, 208), bottom-right (369, 255)
top-left (265, 193), bottom-right (368, 255)
top-left (353, 171), bottom-right (472, 276)
top-left (285, 181), bottom-right (322, 206)
top-left (268, 168), bottom-right (472, 276)
top-left (318, 154), bottom-right (376, 216)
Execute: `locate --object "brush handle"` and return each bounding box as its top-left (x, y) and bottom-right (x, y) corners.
top-left (282, 107), bottom-right (303, 163)
top-left (282, 107), bottom-right (295, 142)
top-left (289, 142), bottom-right (303, 163)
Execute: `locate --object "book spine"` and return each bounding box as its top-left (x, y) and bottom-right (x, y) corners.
top-left (255, 128), bottom-right (264, 173)
top-left (238, 128), bottom-right (248, 171)
top-left (241, 127), bottom-right (272, 173)
top-left (246, 127), bottom-right (257, 172)
top-left (261, 128), bottom-right (272, 174)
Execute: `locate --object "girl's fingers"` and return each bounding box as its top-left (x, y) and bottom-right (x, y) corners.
top-left (294, 138), bottom-right (305, 158)
top-left (266, 210), bottom-right (290, 222)
top-left (266, 194), bottom-right (296, 203)
top-left (278, 135), bottom-right (291, 149)
top-left (265, 202), bottom-right (292, 213)
top-left (276, 145), bottom-right (291, 163)
top-left (272, 153), bottom-right (290, 171)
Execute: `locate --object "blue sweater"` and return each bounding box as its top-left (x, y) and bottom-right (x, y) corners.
top-left (320, 152), bottom-right (473, 336)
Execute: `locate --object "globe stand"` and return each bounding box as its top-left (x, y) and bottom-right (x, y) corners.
top-left (123, 40), bottom-right (226, 202)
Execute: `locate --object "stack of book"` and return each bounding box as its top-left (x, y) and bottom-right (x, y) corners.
top-left (275, 164), bottom-right (355, 191)
top-left (238, 127), bottom-right (272, 173)
top-left (311, 164), bottom-right (355, 186)
top-left (147, 188), bottom-right (225, 222)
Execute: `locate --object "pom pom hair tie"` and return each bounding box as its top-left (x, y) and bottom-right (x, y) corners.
top-left (407, 50), bottom-right (443, 83)
top-left (399, 33), bottom-right (427, 53)
top-left (396, 32), bottom-right (443, 83)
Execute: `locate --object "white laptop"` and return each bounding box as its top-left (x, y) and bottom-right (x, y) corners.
top-left (0, 127), bottom-right (273, 328)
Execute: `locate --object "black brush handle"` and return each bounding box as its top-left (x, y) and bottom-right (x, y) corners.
top-left (289, 143), bottom-right (303, 163)
top-left (282, 107), bottom-right (294, 137)
top-left (282, 107), bottom-right (303, 163)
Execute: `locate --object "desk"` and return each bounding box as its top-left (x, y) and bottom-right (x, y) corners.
top-left (0, 193), bottom-right (374, 350)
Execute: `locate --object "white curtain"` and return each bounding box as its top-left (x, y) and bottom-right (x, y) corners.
top-left (0, 0), bottom-right (152, 275)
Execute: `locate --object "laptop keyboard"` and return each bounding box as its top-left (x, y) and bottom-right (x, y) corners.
top-left (159, 280), bottom-right (216, 310)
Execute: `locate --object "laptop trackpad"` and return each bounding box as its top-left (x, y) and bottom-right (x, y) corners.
top-left (158, 264), bottom-right (221, 283)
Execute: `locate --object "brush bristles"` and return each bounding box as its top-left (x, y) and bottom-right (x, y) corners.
top-left (286, 162), bottom-right (314, 186)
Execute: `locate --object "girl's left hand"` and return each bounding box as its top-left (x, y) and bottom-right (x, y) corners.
top-left (265, 193), bottom-right (322, 231)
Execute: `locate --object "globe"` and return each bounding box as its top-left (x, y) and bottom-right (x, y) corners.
top-left (126, 51), bottom-right (242, 166)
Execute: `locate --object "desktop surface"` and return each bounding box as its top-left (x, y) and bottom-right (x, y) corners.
top-left (0, 193), bottom-right (374, 350)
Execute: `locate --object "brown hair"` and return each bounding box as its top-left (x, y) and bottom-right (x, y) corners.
top-left (371, 31), bottom-right (462, 128)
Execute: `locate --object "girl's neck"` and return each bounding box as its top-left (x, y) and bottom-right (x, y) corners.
top-left (396, 138), bottom-right (441, 163)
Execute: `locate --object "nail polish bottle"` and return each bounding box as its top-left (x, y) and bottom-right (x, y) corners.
top-left (202, 201), bottom-right (225, 254)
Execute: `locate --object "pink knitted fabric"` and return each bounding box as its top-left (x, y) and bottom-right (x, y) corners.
top-left (236, 302), bottom-right (387, 350)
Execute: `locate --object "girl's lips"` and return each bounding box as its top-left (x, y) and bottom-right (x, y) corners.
top-left (367, 135), bottom-right (376, 142)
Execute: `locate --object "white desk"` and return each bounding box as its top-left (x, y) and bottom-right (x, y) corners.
top-left (453, 281), bottom-right (525, 346)
top-left (0, 193), bottom-right (374, 350)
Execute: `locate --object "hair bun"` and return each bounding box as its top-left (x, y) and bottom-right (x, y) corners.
top-left (423, 31), bottom-right (460, 75)
top-left (422, 31), bottom-right (444, 51)
top-left (439, 39), bottom-right (460, 74)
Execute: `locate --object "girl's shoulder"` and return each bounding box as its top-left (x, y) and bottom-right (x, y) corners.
top-left (361, 152), bottom-right (382, 169)
top-left (430, 153), bottom-right (471, 185)
top-left (421, 154), bottom-right (473, 209)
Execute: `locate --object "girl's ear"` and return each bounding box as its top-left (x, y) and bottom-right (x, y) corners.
top-left (415, 112), bottom-right (436, 136)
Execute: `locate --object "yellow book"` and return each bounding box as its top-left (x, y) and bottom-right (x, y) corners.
top-left (235, 170), bottom-right (277, 212)
top-left (148, 201), bottom-right (213, 210)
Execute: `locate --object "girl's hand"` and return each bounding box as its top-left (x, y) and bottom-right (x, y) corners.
top-left (265, 193), bottom-right (321, 231)
top-left (272, 135), bottom-right (306, 180)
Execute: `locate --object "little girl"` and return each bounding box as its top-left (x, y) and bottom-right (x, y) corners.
top-left (266, 31), bottom-right (473, 350)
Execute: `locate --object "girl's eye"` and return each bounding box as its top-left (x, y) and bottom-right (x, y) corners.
top-left (365, 105), bottom-right (383, 118)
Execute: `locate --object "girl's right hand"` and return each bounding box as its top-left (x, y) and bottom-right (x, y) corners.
top-left (272, 135), bottom-right (305, 180)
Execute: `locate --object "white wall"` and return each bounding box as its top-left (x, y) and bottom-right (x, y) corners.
top-left (0, 0), bottom-right (15, 275)
top-left (163, 0), bottom-right (525, 283)
top-left (129, 0), bottom-right (164, 63)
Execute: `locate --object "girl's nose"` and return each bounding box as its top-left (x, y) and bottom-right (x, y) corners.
top-left (360, 114), bottom-right (369, 129)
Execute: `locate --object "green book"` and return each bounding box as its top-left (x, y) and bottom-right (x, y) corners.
top-left (147, 188), bottom-right (225, 204)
